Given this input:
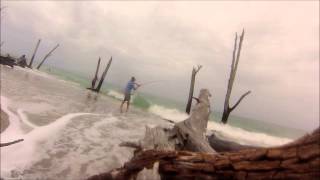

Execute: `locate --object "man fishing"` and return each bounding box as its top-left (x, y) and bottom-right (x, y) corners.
top-left (120, 77), bottom-right (141, 113)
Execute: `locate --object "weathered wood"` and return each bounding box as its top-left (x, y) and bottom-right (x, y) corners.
top-left (36, 44), bottom-right (59, 70)
top-left (90, 57), bottom-right (101, 89)
top-left (121, 89), bottom-right (215, 154)
top-left (0, 139), bottom-right (24, 147)
top-left (87, 128), bottom-right (320, 180)
top-left (186, 65), bottom-right (202, 114)
top-left (28, 39), bottom-right (41, 68)
top-left (17, 55), bottom-right (28, 68)
top-left (208, 133), bottom-right (257, 152)
top-left (0, 55), bottom-right (17, 68)
top-left (222, 29), bottom-right (251, 124)
top-left (94, 56), bottom-right (112, 93)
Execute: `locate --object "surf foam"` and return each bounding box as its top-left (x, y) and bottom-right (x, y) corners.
top-left (1, 98), bottom-right (97, 178)
top-left (107, 90), bottom-right (124, 100)
top-left (148, 104), bottom-right (188, 122)
top-left (147, 103), bottom-right (293, 147)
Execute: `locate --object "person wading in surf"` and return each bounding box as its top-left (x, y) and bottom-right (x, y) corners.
top-left (120, 77), bottom-right (140, 113)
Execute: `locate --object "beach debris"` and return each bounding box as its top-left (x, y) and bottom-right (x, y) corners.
top-left (36, 43), bottom-right (59, 70)
top-left (0, 54), bottom-right (17, 68)
top-left (17, 55), bottom-right (28, 68)
top-left (221, 29), bottom-right (251, 124)
top-left (28, 39), bottom-right (41, 68)
top-left (87, 128), bottom-right (320, 180)
top-left (186, 65), bottom-right (202, 114)
top-left (0, 139), bottom-right (24, 147)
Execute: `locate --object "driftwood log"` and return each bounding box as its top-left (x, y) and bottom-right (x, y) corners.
top-left (88, 128), bottom-right (319, 180)
top-left (119, 89), bottom-right (215, 154)
top-left (0, 55), bottom-right (17, 68)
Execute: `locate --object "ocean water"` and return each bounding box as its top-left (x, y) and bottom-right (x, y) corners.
top-left (0, 65), bottom-right (306, 179)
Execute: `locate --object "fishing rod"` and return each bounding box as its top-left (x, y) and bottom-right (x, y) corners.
top-left (132, 80), bottom-right (165, 95)
top-left (138, 80), bottom-right (165, 87)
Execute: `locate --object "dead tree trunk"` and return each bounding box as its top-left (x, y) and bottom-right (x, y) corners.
top-left (87, 128), bottom-right (320, 180)
top-left (186, 65), bottom-right (202, 114)
top-left (221, 29), bottom-right (251, 124)
top-left (28, 39), bottom-right (41, 68)
top-left (94, 56), bottom-right (112, 93)
top-left (90, 57), bottom-right (101, 89)
top-left (36, 44), bottom-right (59, 70)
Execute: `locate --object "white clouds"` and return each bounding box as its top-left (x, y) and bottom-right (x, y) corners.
top-left (1, 1), bottom-right (319, 130)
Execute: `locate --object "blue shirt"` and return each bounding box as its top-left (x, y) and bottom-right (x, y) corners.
top-left (125, 80), bottom-right (135, 94)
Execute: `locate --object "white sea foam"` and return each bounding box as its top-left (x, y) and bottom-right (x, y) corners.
top-left (17, 109), bottom-right (38, 129)
top-left (107, 90), bottom-right (124, 100)
top-left (207, 122), bottom-right (293, 147)
top-left (1, 98), bottom-right (97, 177)
top-left (1, 96), bottom-right (25, 142)
top-left (147, 103), bottom-right (293, 147)
top-left (148, 104), bottom-right (188, 122)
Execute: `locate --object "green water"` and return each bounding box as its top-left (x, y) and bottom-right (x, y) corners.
top-left (40, 65), bottom-right (307, 139)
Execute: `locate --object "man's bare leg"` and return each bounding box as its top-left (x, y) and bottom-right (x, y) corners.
top-left (126, 101), bottom-right (130, 112)
top-left (120, 101), bottom-right (125, 113)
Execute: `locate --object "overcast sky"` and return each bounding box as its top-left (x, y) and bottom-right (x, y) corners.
top-left (1, 1), bottom-right (319, 131)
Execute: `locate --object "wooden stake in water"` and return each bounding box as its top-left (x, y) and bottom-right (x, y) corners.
top-left (28, 39), bottom-right (41, 68)
top-left (95, 56), bottom-right (112, 93)
top-left (91, 57), bottom-right (101, 89)
top-left (36, 44), bottom-right (59, 70)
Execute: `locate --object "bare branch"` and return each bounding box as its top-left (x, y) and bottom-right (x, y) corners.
top-left (230, 90), bottom-right (251, 112)
top-left (0, 139), bottom-right (24, 147)
top-left (195, 65), bottom-right (202, 73)
top-left (231, 29), bottom-right (245, 81)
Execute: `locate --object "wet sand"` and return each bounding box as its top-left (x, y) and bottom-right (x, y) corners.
top-left (1, 109), bottom-right (9, 133)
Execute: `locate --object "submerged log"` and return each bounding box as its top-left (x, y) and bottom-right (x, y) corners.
top-left (88, 128), bottom-right (320, 180)
top-left (208, 133), bottom-right (257, 152)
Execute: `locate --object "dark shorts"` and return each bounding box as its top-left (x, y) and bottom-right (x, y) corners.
top-left (124, 92), bottom-right (131, 102)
